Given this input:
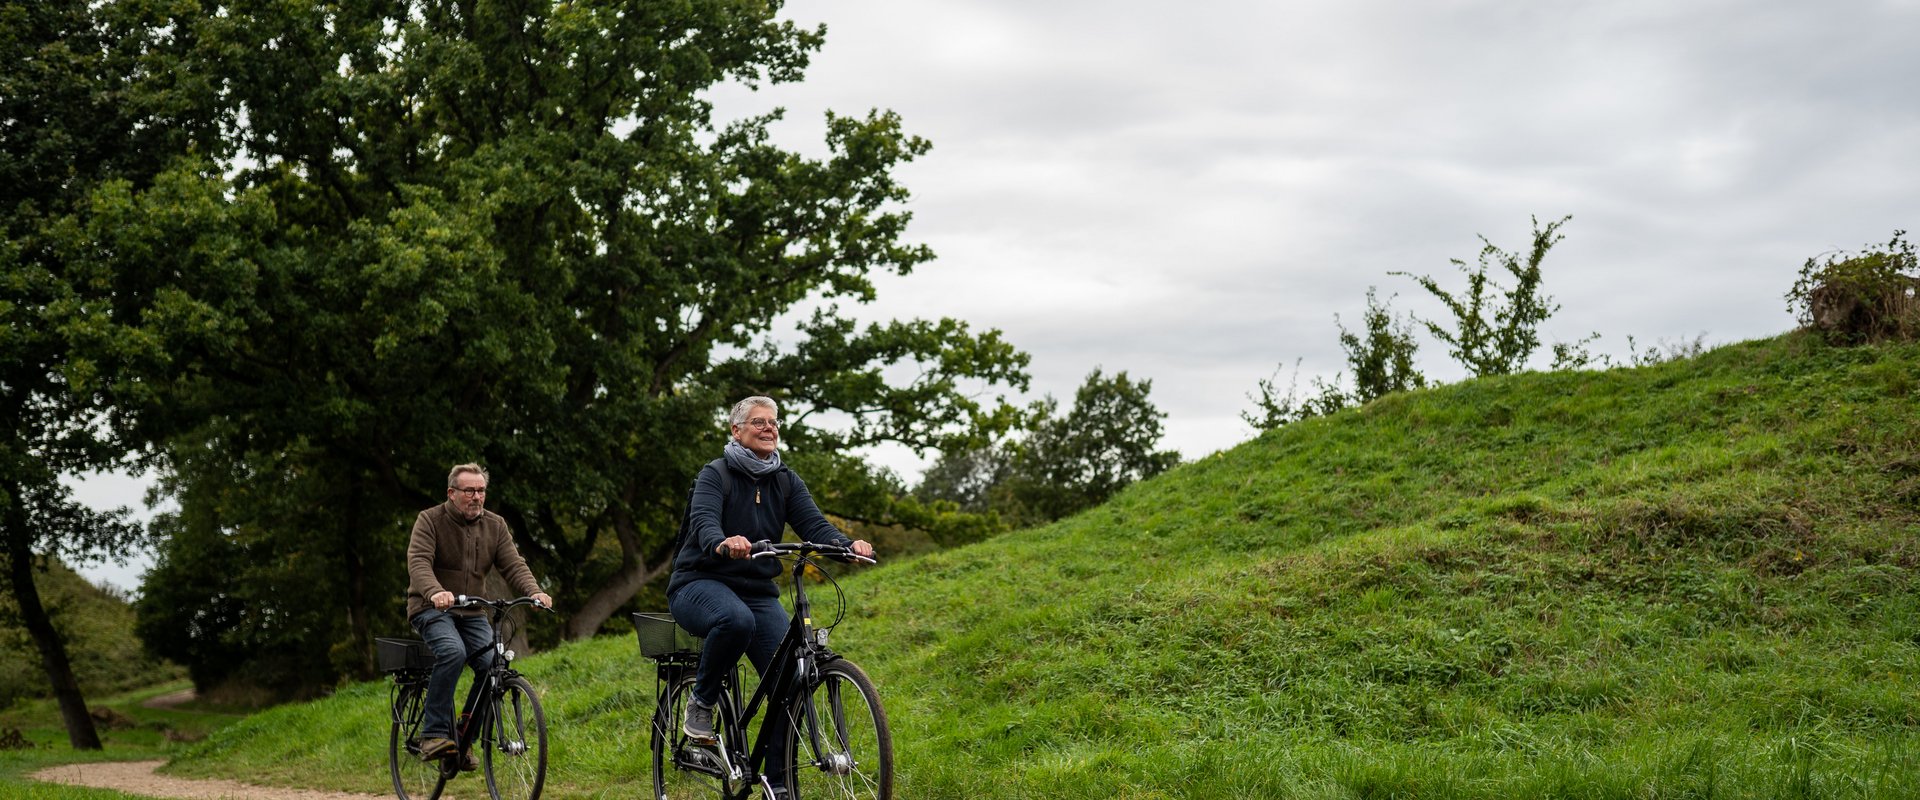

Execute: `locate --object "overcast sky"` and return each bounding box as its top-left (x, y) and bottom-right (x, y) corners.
top-left (70, 0), bottom-right (1920, 591)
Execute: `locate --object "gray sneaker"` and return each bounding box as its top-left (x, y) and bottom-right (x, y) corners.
top-left (682, 697), bottom-right (717, 743)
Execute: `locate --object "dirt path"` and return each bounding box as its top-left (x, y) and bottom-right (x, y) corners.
top-left (141, 689), bottom-right (198, 710)
top-left (29, 761), bottom-right (391, 800)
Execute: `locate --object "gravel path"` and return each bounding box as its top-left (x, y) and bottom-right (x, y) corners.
top-left (29, 761), bottom-right (394, 800)
top-left (141, 690), bottom-right (199, 710)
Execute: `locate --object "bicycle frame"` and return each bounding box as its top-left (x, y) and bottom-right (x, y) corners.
top-left (451, 597), bottom-right (541, 765)
top-left (660, 541), bottom-right (873, 799)
top-left (734, 554), bottom-right (833, 785)
top-left (391, 597), bottom-right (542, 775)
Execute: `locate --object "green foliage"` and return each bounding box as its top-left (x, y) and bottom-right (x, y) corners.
top-left (0, 561), bottom-right (181, 710)
top-left (158, 333), bottom-right (1920, 798)
top-left (38, 0), bottom-right (1030, 699)
top-left (1, 0), bottom-right (197, 749)
top-left (1003, 369), bottom-right (1181, 523)
top-left (1787, 230), bottom-right (1920, 345)
top-left (1243, 289), bottom-right (1426, 432)
top-left (1336, 287), bottom-right (1427, 404)
top-left (1394, 214), bottom-right (1574, 377)
top-left (1245, 216), bottom-right (1596, 431)
top-left (1240, 359), bottom-right (1352, 431)
top-left (921, 369), bottom-right (1180, 528)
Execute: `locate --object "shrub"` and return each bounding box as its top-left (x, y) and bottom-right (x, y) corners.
top-left (1786, 230), bottom-right (1920, 345)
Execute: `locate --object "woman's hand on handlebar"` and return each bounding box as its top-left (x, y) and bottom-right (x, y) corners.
top-left (747, 539), bottom-right (878, 564)
top-left (716, 535), bottom-right (754, 559)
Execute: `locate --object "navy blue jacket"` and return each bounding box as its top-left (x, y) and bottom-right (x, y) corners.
top-left (665, 459), bottom-right (852, 599)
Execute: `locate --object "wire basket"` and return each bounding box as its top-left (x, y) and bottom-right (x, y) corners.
top-left (632, 612), bottom-right (703, 659)
top-left (375, 637), bottom-right (434, 674)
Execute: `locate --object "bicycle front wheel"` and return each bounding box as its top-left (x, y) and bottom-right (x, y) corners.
top-left (483, 675), bottom-right (547, 800)
top-left (653, 671), bottom-right (740, 799)
top-left (788, 659), bottom-right (893, 800)
top-left (389, 682), bottom-right (449, 800)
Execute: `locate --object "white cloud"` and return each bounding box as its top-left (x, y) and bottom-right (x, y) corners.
top-left (731, 0), bottom-right (1920, 479)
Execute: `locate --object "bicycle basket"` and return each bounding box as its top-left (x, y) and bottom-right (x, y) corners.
top-left (375, 637), bottom-right (433, 674)
top-left (632, 612), bottom-right (703, 659)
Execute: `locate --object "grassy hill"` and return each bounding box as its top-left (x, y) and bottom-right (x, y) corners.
top-left (161, 332), bottom-right (1920, 799)
top-left (1, 560), bottom-right (183, 711)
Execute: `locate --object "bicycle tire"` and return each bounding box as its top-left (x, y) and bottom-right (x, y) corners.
top-left (483, 675), bottom-right (548, 800)
top-left (389, 682), bottom-right (449, 800)
top-left (653, 671), bottom-right (740, 799)
top-left (787, 659), bottom-right (892, 800)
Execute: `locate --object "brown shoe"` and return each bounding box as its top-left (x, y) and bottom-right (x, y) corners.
top-left (458, 752), bottom-right (480, 772)
top-left (417, 737), bottom-right (456, 761)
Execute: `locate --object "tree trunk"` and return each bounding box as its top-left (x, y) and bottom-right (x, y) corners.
top-left (344, 485), bottom-right (374, 679)
top-left (2, 502), bottom-right (103, 750)
top-left (563, 507), bottom-right (667, 641)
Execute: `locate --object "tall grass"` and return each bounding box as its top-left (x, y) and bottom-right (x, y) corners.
top-left (160, 333), bottom-right (1920, 798)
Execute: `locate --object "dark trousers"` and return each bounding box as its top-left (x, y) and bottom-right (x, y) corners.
top-left (410, 609), bottom-right (494, 741)
top-left (669, 579), bottom-right (792, 781)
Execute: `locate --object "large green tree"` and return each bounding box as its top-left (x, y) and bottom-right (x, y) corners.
top-left (65, 0), bottom-right (1026, 696)
top-left (1, 0), bottom-right (208, 747)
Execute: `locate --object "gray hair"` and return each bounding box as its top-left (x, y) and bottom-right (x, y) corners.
top-left (447, 463), bottom-right (489, 488)
top-left (729, 396), bottom-right (778, 426)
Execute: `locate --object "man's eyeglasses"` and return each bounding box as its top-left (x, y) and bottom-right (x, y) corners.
top-left (452, 487), bottom-right (488, 497)
top-left (741, 418), bottom-right (780, 430)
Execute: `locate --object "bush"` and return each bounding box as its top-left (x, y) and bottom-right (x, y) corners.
top-left (1787, 230), bottom-right (1920, 345)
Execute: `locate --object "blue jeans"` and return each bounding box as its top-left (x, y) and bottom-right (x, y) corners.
top-left (410, 609), bottom-right (495, 740)
top-left (669, 580), bottom-right (791, 781)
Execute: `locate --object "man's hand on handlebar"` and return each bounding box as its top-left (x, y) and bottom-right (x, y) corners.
top-left (434, 591), bottom-right (553, 610)
top-left (850, 539), bottom-right (874, 559)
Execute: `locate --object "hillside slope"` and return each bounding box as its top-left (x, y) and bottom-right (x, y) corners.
top-left (1, 560), bottom-right (183, 710)
top-left (171, 333), bottom-right (1920, 799)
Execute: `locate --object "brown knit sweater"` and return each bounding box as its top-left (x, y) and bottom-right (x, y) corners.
top-left (405, 500), bottom-right (543, 619)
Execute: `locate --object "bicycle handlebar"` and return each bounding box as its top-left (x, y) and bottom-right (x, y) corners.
top-left (452, 595), bottom-right (553, 612)
top-left (748, 540), bottom-right (877, 565)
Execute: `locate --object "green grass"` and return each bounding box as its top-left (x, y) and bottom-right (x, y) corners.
top-left (0, 680), bottom-right (241, 799)
top-left (104, 333), bottom-right (1920, 797)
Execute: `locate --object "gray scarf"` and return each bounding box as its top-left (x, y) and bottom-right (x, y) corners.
top-left (724, 439), bottom-right (784, 478)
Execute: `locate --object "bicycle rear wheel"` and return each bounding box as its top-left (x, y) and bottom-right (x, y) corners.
top-left (788, 659), bottom-right (892, 800)
top-left (652, 671), bottom-right (740, 799)
top-left (389, 682), bottom-right (450, 800)
top-left (483, 675), bottom-right (547, 800)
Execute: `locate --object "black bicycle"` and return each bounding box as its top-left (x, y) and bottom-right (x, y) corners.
top-left (377, 596), bottom-right (551, 800)
top-left (638, 540), bottom-right (893, 800)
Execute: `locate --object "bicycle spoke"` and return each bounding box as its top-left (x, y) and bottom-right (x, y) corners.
top-left (789, 660), bottom-right (892, 800)
top-left (390, 683), bottom-right (448, 800)
top-left (654, 673), bottom-right (738, 799)
top-left (483, 676), bottom-right (547, 800)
